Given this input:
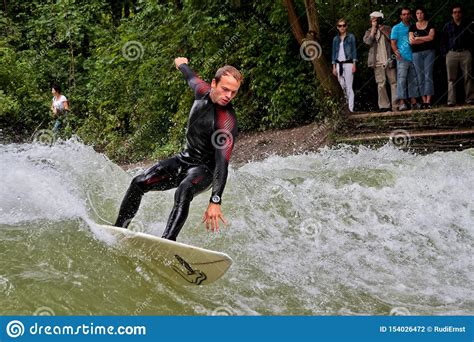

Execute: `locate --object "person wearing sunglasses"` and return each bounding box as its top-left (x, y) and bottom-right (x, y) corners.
top-left (440, 3), bottom-right (474, 106)
top-left (332, 18), bottom-right (357, 112)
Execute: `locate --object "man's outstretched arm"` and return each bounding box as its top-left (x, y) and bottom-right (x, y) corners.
top-left (202, 108), bottom-right (238, 232)
top-left (174, 57), bottom-right (210, 98)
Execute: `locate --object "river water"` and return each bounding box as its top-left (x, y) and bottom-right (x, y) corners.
top-left (1, 138), bottom-right (472, 315)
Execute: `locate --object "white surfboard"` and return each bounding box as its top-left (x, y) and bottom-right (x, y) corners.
top-left (95, 224), bottom-right (232, 285)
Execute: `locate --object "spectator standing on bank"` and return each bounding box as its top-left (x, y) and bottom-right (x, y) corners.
top-left (409, 6), bottom-right (436, 109)
top-left (391, 7), bottom-right (421, 111)
top-left (50, 84), bottom-right (69, 133)
top-left (332, 18), bottom-right (357, 112)
top-left (440, 3), bottom-right (474, 106)
top-left (363, 11), bottom-right (397, 112)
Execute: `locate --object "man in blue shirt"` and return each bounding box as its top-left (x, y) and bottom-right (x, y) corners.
top-left (391, 7), bottom-right (421, 111)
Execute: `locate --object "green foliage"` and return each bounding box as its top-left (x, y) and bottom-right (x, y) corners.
top-left (3, 0), bottom-right (470, 162)
top-left (1, 1), bottom-right (323, 161)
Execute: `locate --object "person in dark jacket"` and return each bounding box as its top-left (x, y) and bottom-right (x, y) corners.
top-left (440, 3), bottom-right (474, 106)
top-left (114, 57), bottom-right (243, 241)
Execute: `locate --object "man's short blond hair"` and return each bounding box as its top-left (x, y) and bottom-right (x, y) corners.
top-left (215, 65), bottom-right (243, 84)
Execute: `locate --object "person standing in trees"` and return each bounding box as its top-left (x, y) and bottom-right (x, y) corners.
top-left (50, 84), bottom-right (69, 134)
top-left (332, 18), bottom-right (357, 112)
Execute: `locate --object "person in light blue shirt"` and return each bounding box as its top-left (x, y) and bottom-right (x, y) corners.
top-left (391, 7), bottom-right (421, 111)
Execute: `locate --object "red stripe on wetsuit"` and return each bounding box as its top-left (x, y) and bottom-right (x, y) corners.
top-left (216, 107), bottom-right (236, 162)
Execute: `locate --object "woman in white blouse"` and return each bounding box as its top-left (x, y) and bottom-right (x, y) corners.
top-left (51, 84), bottom-right (69, 133)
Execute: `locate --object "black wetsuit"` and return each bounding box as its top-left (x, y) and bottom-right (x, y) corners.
top-left (114, 64), bottom-right (237, 241)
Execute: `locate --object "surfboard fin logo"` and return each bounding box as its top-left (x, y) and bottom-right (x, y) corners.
top-left (172, 254), bottom-right (207, 285)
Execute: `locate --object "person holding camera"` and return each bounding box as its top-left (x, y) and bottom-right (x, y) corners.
top-left (363, 11), bottom-right (397, 112)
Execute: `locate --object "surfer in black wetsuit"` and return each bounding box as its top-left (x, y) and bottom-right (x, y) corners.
top-left (114, 57), bottom-right (242, 241)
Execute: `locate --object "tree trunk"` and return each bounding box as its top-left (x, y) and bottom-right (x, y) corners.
top-left (109, 0), bottom-right (122, 25)
top-left (283, 0), bottom-right (304, 43)
top-left (283, 0), bottom-right (343, 99)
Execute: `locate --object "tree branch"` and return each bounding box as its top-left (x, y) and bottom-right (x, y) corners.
top-left (283, 0), bottom-right (305, 45)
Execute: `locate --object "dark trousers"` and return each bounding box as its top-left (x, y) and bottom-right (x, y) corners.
top-left (115, 155), bottom-right (213, 241)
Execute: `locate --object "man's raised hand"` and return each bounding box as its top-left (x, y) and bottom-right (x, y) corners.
top-left (174, 57), bottom-right (189, 69)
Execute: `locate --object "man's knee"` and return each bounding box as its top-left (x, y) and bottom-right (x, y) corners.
top-left (174, 182), bottom-right (194, 204)
top-left (130, 174), bottom-right (147, 194)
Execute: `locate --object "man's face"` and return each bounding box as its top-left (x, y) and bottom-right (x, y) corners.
top-left (210, 74), bottom-right (241, 106)
top-left (452, 7), bottom-right (462, 21)
top-left (400, 10), bottom-right (411, 24)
